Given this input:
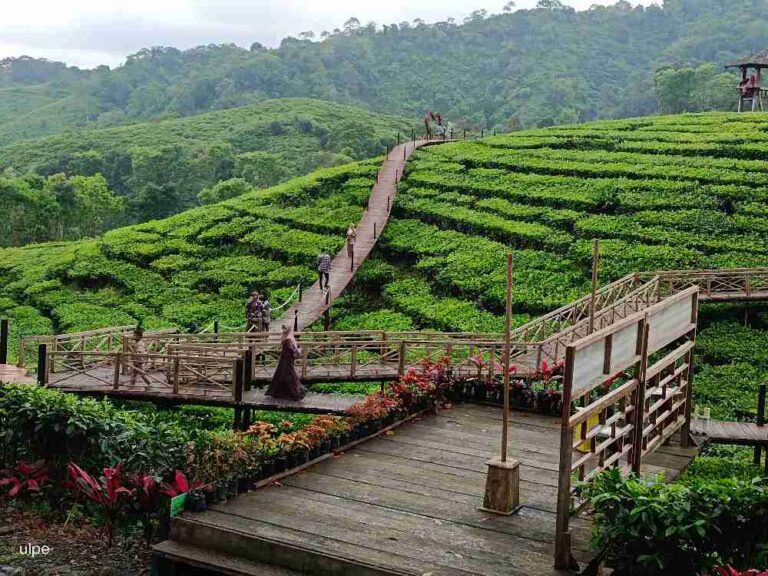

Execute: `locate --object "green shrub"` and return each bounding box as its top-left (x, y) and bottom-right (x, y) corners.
top-left (581, 468), bottom-right (768, 575)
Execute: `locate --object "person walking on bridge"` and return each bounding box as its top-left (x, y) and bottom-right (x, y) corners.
top-left (346, 224), bottom-right (357, 258)
top-left (317, 249), bottom-right (332, 291)
top-left (265, 324), bottom-right (306, 401)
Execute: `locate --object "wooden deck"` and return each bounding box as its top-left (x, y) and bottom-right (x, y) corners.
top-left (0, 364), bottom-right (34, 384)
top-left (155, 403), bottom-right (698, 576)
top-left (691, 418), bottom-right (768, 446)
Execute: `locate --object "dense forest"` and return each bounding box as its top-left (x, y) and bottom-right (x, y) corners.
top-left (0, 0), bottom-right (762, 146)
top-left (0, 99), bottom-right (415, 246)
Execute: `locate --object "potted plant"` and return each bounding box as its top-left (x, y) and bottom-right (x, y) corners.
top-left (187, 489), bottom-right (207, 512)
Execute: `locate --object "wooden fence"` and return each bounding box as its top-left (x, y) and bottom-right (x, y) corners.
top-left (554, 287), bottom-right (699, 569)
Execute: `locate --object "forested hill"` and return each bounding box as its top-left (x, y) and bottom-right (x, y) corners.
top-left (0, 99), bottom-right (415, 247)
top-left (2, 0), bottom-right (766, 144)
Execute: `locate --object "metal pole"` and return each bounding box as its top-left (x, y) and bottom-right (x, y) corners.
top-left (387, 196), bottom-right (390, 211)
top-left (0, 319), bottom-right (8, 364)
top-left (299, 282), bottom-right (303, 302)
top-left (397, 132), bottom-right (400, 146)
top-left (403, 146), bottom-right (406, 160)
top-left (293, 311), bottom-right (299, 332)
top-left (213, 320), bottom-right (219, 335)
top-left (463, 128), bottom-right (466, 140)
top-left (373, 222), bottom-right (377, 238)
top-left (588, 239), bottom-right (600, 334)
top-left (481, 129), bottom-right (484, 138)
top-left (350, 244), bottom-right (354, 272)
top-left (501, 253), bottom-right (514, 463)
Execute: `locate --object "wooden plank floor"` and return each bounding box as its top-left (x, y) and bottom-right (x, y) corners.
top-left (46, 367), bottom-right (363, 413)
top-left (157, 404), bottom-right (698, 575)
top-left (0, 364), bottom-right (34, 384)
top-left (692, 418), bottom-right (768, 446)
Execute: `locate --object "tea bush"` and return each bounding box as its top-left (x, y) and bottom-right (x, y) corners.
top-left (581, 469), bottom-right (768, 575)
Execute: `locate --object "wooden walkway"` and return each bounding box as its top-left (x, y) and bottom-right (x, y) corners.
top-left (155, 403), bottom-right (698, 576)
top-left (46, 367), bottom-right (363, 414)
top-left (691, 419), bottom-right (768, 446)
top-left (280, 139), bottom-right (441, 332)
top-left (0, 364), bottom-right (34, 384)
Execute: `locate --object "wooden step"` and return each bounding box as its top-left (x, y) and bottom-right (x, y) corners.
top-left (166, 515), bottom-right (427, 576)
top-left (153, 540), bottom-right (306, 575)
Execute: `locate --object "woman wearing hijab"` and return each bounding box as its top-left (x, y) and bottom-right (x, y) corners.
top-left (265, 324), bottom-right (306, 400)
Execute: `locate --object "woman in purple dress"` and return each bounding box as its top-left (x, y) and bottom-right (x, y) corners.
top-left (265, 324), bottom-right (306, 401)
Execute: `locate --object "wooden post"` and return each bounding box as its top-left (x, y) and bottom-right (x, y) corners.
top-left (299, 282), bottom-right (303, 302)
top-left (37, 344), bottom-right (47, 385)
top-left (214, 320), bottom-right (219, 335)
top-left (554, 346), bottom-right (576, 570)
top-left (398, 341), bottom-right (406, 376)
top-left (293, 310), bottom-right (299, 332)
top-left (481, 253), bottom-right (520, 516)
top-left (172, 357), bottom-right (180, 395)
top-left (681, 294), bottom-right (699, 448)
top-left (113, 353), bottom-right (121, 390)
top-left (18, 339), bottom-right (26, 369)
top-left (755, 384), bottom-right (766, 465)
top-left (588, 238), bottom-right (600, 335)
top-left (244, 346), bottom-right (253, 391)
top-left (397, 132), bottom-right (400, 146)
top-left (387, 196), bottom-right (390, 211)
top-left (350, 344), bottom-right (357, 378)
top-left (350, 243), bottom-right (355, 272)
top-left (323, 309), bottom-right (331, 332)
top-left (501, 253), bottom-right (514, 462)
top-left (0, 319), bottom-right (8, 365)
top-left (233, 358), bottom-right (244, 430)
top-left (631, 322), bottom-right (650, 474)
top-left (373, 222), bottom-right (377, 238)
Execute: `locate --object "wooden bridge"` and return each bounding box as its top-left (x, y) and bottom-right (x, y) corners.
top-left (280, 138), bottom-right (452, 332)
top-left (3, 267), bottom-right (767, 411)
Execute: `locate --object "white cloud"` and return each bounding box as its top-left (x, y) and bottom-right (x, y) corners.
top-left (0, 0), bottom-right (656, 69)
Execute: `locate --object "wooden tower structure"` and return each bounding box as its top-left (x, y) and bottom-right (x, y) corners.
top-left (726, 49), bottom-right (768, 112)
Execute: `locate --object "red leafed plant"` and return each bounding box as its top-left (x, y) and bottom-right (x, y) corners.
top-left (128, 472), bottom-right (161, 543)
top-left (0, 460), bottom-right (49, 499)
top-left (160, 470), bottom-right (200, 497)
top-left (67, 462), bottom-right (134, 546)
top-left (714, 567), bottom-right (768, 576)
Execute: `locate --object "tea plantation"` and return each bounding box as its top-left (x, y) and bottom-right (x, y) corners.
top-left (1, 112), bottom-right (768, 419)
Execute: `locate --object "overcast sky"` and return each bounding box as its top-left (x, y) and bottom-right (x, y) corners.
top-left (1, 0), bottom-right (655, 69)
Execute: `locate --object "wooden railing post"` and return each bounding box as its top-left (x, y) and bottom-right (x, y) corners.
top-left (244, 346), bottom-right (254, 391)
top-left (18, 338), bottom-right (26, 368)
top-left (172, 357), bottom-right (180, 395)
top-left (0, 319), bottom-right (8, 365)
top-left (398, 341), bottom-right (406, 376)
top-left (555, 346), bottom-right (576, 570)
top-left (631, 322), bottom-right (650, 473)
top-left (113, 353), bottom-right (121, 390)
top-left (36, 344), bottom-right (48, 385)
top-left (233, 358), bottom-right (244, 430)
top-left (754, 383), bottom-right (766, 465)
top-left (350, 344), bottom-right (357, 378)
